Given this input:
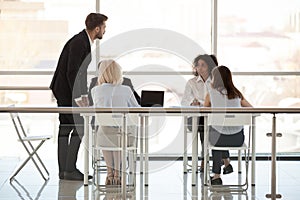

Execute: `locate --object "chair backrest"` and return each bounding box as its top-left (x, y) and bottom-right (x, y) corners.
top-left (10, 112), bottom-right (28, 141)
top-left (207, 114), bottom-right (253, 152)
top-left (207, 113), bottom-right (252, 126)
top-left (94, 113), bottom-right (139, 148)
top-left (95, 113), bottom-right (139, 128)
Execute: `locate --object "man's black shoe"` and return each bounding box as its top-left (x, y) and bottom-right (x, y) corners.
top-left (64, 169), bottom-right (93, 181)
top-left (223, 164), bottom-right (233, 175)
top-left (59, 172), bottom-right (64, 179)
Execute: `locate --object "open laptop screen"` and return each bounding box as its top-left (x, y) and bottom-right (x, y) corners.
top-left (141, 90), bottom-right (164, 107)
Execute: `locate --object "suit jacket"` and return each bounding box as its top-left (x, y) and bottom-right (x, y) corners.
top-left (50, 30), bottom-right (91, 106)
top-left (88, 77), bottom-right (141, 106)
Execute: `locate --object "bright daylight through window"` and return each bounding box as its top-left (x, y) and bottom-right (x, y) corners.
top-left (0, 0), bottom-right (300, 156)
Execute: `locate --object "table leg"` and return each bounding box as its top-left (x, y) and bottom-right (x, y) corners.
top-left (183, 116), bottom-right (188, 173)
top-left (84, 185), bottom-right (89, 200)
top-left (145, 115), bottom-right (149, 186)
top-left (83, 115), bottom-right (90, 186)
top-left (122, 114), bottom-right (127, 198)
top-left (251, 116), bottom-right (256, 186)
top-left (140, 116), bottom-right (144, 175)
top-left (266, 114), bottom-right (282, 199)
top-left (192, 116), bottom-right (198, 186)
top-left (203, 115), bottom-right (208, 186)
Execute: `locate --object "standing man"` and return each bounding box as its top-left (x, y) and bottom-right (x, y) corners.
top-left (50, 13), bottom-right (108, 180)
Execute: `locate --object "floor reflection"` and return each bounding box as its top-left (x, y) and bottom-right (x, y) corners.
top-left (10, 179), bottom-right (49, 200)
top-left (1, 160), bottom-right (300, 200)
top-left (58, 180), bottom-right (83, 199)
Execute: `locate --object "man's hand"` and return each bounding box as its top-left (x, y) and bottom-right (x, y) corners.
top-left (75, 95), bottom-right (89, 107)
top-left (81, 96), bottom-right (89, 107)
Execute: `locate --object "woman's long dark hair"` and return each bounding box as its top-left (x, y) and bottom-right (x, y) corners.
top-left (193, 54), bottom-right (218, 76)
top-left (211, 65), bottom-right (244, 100)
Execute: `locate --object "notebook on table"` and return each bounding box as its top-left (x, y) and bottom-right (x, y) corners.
top-left (141, 90), bottom-right (164, 107)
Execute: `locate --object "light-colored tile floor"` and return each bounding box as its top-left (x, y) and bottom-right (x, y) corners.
top-left (0, 157), bottom-right (299, 200)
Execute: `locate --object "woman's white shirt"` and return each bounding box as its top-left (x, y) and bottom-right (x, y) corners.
top-left (91, 83), bottom-right (140, 108)
top-left (208, 85), bottom-right (243, 135)
top-left (181, 76), bottom-right (211, 106)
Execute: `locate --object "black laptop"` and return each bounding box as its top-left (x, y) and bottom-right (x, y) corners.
top-left (141, 90), bottom-right (164, 107)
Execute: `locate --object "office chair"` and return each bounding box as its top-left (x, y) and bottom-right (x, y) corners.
top-left (93, 113), bottom-right (138, 192)
top-left (9, 112), bottom-right (52, 181)
top-left (204, 113), bottom-right (252, 192)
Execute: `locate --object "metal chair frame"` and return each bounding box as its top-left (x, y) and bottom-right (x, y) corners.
top-left (204, 113), bottom-right (252, 192)
top-left (9, 112), bottom-right (52, 181)
top-left (92, 113), bottom-right (138, 193)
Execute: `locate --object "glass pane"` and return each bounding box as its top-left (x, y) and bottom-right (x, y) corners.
top-left (99, 0), bottom-right (211, 71)
top-left (256, 114), bottom-right (300, 154)
top-left (218, 0), bottom-right (300, 71)
top-left (1, 0), bottom-right (299, 157)
top-left (233, 75), bottom-right (300, 107)
top-left (0, 113), bottom-right (57, 157)
top-left (0, 0), bottom-right (95, 70)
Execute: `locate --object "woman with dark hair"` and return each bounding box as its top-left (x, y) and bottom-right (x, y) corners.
top-left (181, 54), bottom-right (218, 171)
top-left (204, 65), bottom-right (252, 185)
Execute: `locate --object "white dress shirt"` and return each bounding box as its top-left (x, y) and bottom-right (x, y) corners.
top-left (91, 83), bottom-right (140, 108)
top-left (181, 76), bottom-right (211, 106)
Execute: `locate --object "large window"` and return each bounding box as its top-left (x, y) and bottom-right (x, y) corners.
top-left (0, 0), bottom-right (299, 157)
top-left (216, 0), bottom-right (300, 155)
top-left (218, 0), bottom-right (300, 108)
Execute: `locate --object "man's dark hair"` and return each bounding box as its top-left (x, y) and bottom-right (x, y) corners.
top-left (85, 13), bottom-right (108, 30)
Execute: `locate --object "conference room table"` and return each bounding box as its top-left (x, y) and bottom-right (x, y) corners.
top-left (80, 107), bottom-right (296, 200)
top-left (1, 106), bottom-right (300, 200)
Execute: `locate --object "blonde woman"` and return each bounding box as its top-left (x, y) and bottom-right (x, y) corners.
top-left (91, 59), bottom-right (140, 185)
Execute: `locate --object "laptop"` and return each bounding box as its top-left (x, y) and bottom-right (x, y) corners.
top-left (141, 90), bottom-right (164, 107)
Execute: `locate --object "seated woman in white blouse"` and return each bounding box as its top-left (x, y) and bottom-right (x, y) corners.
top-left (91, 59), bottom-right (140, 185)
top-left (204, 65), bottom-right (252, 185)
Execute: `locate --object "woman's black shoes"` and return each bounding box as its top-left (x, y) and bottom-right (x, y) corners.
top-left (210, 177), bottom-right (223, 185)
top-left (223, 164), bottom-right (233, 174)
top-left (209, 163), bottom-right (232, 185)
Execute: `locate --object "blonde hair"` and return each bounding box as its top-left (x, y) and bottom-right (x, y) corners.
top-left (97, 59), bottom-right (123, 85)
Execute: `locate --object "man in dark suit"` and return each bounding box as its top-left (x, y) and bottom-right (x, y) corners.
top-left (50, 13), bottom-right (108, 180)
